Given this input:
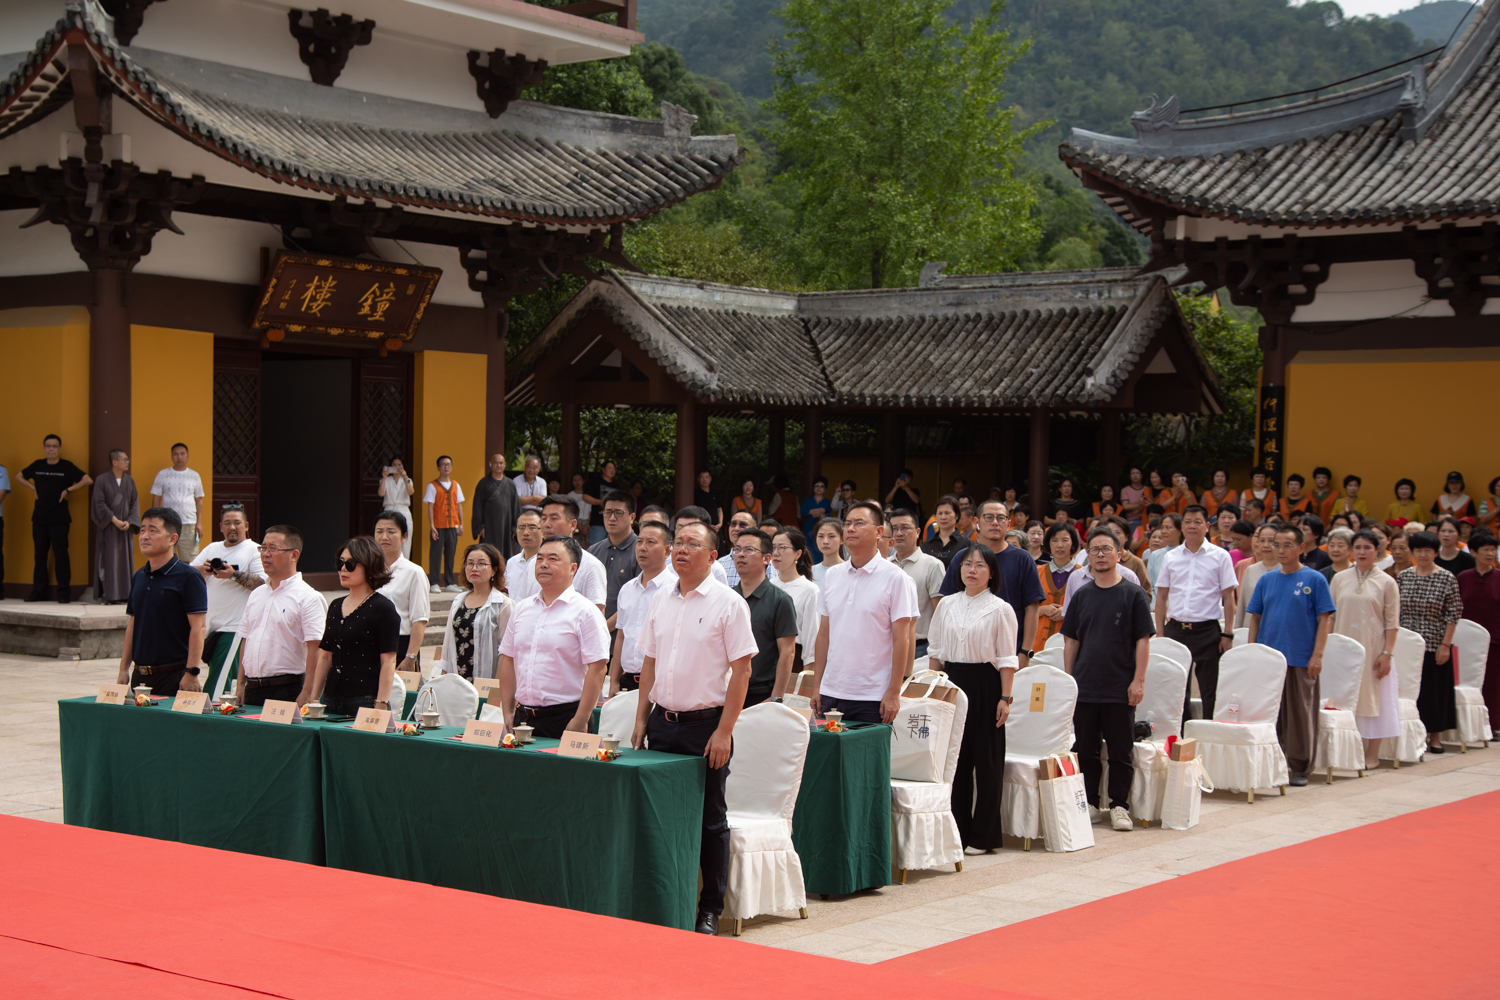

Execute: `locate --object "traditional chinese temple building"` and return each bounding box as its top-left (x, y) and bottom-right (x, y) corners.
top-left (1062, 0), bottom-right (1500, 502)
top-left (0, 0), bottom-right (739, 590)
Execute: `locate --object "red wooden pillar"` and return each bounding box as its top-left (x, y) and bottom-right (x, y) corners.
top-left (676, 397), bottom-right (697, 511)
top-left (1028, 407), bottom-right (1050, 517)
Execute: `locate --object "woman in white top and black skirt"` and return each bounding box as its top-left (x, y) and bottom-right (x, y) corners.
top-left (927, 543), bottom-right (1019, 852)
top-left (308, 536), bottom-right (401, 718)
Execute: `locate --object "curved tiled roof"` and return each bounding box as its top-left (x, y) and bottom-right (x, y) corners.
top-left (1060, 0), bottom-right (1500, 227)
top-left (509, 269), bottom-right (1219, 414)
top-left (0, 4), bottom-right (743, 227)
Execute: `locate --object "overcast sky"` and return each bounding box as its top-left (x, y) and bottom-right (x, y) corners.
top-left (1328, 0), bottom-right (1459, 17)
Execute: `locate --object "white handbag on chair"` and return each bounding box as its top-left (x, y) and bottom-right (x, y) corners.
top-left (890, 674), bottom-right (968, 880)
top-left (1160, 756), bottom-right (1213, 830)
top-left (1038, 754), bottom-right (1094, 853)
top-left (1125, 653), bottom-right (1189, 825)
top-left (1001, 664), bottom-right (1078, 849)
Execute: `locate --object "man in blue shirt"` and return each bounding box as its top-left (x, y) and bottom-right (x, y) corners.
top-left (800, 476), bottom-right (832, 561)
top-left (1247, 523), bottom-right (1336, 786)
top-left (116, 507), bottom-right (209, 697)
top-left (938, 500), bottom-right (1045, 662)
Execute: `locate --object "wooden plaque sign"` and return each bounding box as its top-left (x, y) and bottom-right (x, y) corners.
top-left (252, 252), bottom-right (442, 342)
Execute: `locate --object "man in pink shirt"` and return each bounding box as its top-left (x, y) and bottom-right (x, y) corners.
top-left (632, 520), bottom-right (757, 935)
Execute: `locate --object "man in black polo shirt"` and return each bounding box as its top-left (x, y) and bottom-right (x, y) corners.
top-left (731, 529), bottom-right (798, 706)
top-left (588, 489), bottom-right (640, 628)
top-left (116, 507), bottom-right (208, 697)
top-left (20, 433), bottom-right (91, 603)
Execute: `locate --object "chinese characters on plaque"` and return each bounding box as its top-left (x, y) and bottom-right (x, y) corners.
top-left (1256, 385), bottom-right (1286, 491)
top-left (252, 252), bottom-right (442, 343)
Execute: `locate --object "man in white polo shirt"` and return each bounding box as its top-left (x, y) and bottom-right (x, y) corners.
top-left (191, 503), bottom-right (266, 700)
top-left (504, 509), bottom-right (544, 603)
top-left (540, 495), bottom-right (607, 615)
top-left (496, 535), bottom-right (610, 739)
top-left (235, 524), bottom-right (326, 708)
top-left (1154, 503), bottom-right (1239, 731)
top-left (610, 520), bottom-right (675, 695)
top-left (632, 520), bottom-right (757, 936)
top-left (888, 509), bottom-right (944, 659)
top-left (811, 500), bottom-right (920, 724)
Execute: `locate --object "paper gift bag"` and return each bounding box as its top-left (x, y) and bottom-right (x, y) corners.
top-left (1161, 757), bottom-right (1214, 830)
top-left (890, 697), bottom-right (956, 782)
top-left (1039, 766), bottom-right (1095, 853)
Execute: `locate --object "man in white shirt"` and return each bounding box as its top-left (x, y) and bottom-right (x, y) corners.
top-left (811, 500), bottom-right (920, 724)
top-left (673, 505), bottom-right (730, 585)
top-left (234, 524), bottom-right (326, 707)
top-left (540, 495), bottom-right (607, 614)
top-left (505, 509), bottom-right (544, 603)
top-left (610, 521), bottom-right (675, 695)
top-left (1154, 504), bottom-right (1239, 730)
top-left (374, 509), bottom-right (430, 672)
top-left (631, 520), bottom-right (757, 936)
top-left (716, 510), bottom-right (757, 588)
top-left (497, 535), bottom-right (611, 739)
top-left (150, 442), bottom-right (204, 562)
top-left (888, 510), bottom-right (944, 659)
top-left (513, 454), bottom-right (547, 512)
top-left (190, 503), bottom-right (266, 699)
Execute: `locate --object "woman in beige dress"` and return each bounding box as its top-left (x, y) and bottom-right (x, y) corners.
top-left (1329, 529), bottom-right (1401, 769)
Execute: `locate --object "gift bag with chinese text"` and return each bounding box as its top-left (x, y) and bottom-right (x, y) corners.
top-left (1161, 757), bottom-right (1214, 830)
top-left (889, 697), bottom-right (956, 782)
top-left (1039, 754), bottom-right (1095, 853)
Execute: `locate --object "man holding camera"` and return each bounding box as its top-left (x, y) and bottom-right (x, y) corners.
top-left (191, 504), bottom-right (266, 699)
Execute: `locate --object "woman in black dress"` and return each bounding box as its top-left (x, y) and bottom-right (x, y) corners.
top-left (309, 536), bottom-right (401, 717)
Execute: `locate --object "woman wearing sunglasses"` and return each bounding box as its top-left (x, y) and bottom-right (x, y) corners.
top-left (308, 536), bottom-right (400, 717)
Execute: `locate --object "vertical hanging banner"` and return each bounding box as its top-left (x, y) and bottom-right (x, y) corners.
top-left (1257, 385), bottom-right (1286, 490)
top-left (251, 252), bottom-right (442, 342)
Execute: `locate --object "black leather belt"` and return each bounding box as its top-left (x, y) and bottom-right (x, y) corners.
top-left (656, 706), bottom-right (724, 723)
top-left (246, 673), bottom-right (304, 689)
top-left (1167, 619), bottom-right (1218, 630)
top-left (518, 701), bottom-right (579, 717)
top-left (134, 661), bottom-right (186, 676)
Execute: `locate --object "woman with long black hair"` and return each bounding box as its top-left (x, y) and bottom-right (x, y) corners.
top-left (308, 536), bottom-right (400, 718)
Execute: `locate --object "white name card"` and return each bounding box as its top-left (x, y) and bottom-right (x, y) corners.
top-left (473, 677), bottom-right (501, 700)
top-left (171, 691), bottom-right (209, 714)
top-left (395, 669), bottom-right (422, 691)
top-left (261, 699), bottom-right (301, 725)
top-left (96, 683), bottom-right (129, 705)
top-left (352, 707), bottom-right (392, 732)
top-left (558, 732), bottom-right (602, 759)
top-left (461, 719), bottom-right (503, 747)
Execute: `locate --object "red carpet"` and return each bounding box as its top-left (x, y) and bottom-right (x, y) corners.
top-left (0, 815), bottom-right (1034, 1000)
top-left (884, 790), bottom-right (1500, 999)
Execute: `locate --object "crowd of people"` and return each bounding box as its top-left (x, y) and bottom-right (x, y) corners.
top-left (10, 432), bottom-right (1499, 932)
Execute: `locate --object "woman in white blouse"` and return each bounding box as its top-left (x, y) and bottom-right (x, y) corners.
top-left (771, 527), bottom-right (820, 668)
top-left (927, 543), bottom-right (1019, 853)
top-left (377, 456), bottom-right (416, 559)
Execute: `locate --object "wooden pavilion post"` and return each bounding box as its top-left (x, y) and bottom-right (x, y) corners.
top-left (802, 407), bottom-right (822, 495)
top-left (1028, 407), bottom-right (1050, 517)
top-left (675, 397), bottom-right (698, 511)
top-left (560, 402), bottom-right (580, 486)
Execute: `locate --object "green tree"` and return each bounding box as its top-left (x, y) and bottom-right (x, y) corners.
top-left (767, 0), bottom-right (1041, 288)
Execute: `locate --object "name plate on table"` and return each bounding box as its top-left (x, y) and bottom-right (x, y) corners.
top-left (96, 684), bottom-right (128, 705)
top-left (262, 699), bottom-right (301, 725)
top-left (395, 669), bottom-right (422, 691)
top-left (559, 732), bottom-right (602, 759)
top-left (789, 706), bottom-right (814, 724)
top-left (461, 719), bottom-right (503, 747)
top-left (1030, 682), bottom-right (1047, 713)
top-left (352, 707), bottom-right (392, 732)
top-left (473, 677), bottom-right (500, 700)
top-left (171, 691), bottom-right (209, 714)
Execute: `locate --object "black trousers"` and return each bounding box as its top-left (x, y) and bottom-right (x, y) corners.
top-left (646, 707), bottom-right (731, 916)
top-left (1073, 701), bottom-right (1135, 809)
top-left (821, 696), bottom-right (882, 724)
top-left (130, 663), bottom-right (188, 698)
top-left (619, 671), bottom-right (641, 692)
top-left (743, 682), bottom-right (773, 708)
top-left (31, 521), bottom-right (71, 597)
top-left (428, 527), bottom-right (458, 586)
top-left (946, 662), bottom-right (1005, 849)
top-left (244, 674), bottom-right (305, 707)
top-left (1416, 649), bottom-right (1457, 734)
top-left (323, 693), bottom-right (376, 717)
top-left (1168, 620), bottom-right (1224, 731)
top-left (514, 701), bottom-right (582, 740)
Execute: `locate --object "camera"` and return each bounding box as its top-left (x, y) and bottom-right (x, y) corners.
top-left (208, 557), bottom-right (228, 572)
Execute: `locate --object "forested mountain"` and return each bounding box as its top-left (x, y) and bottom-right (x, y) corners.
top-left (1391, 1), bottom-right (1478, 45)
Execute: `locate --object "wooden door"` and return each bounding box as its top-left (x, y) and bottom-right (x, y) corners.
top-left (352, 355), bottom-right (413, 537)
top-left (212, 341), bottom-right (261, 540)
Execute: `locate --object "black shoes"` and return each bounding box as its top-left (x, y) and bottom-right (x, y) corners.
top-left (23, 593), bottom-right (46, 603)
top-left (1429, 743), bottom-right (1446, 754)
top-left (694, 911), bottom-right (719, 936)
top-left (1288, 774), bottom-right (1309, 786)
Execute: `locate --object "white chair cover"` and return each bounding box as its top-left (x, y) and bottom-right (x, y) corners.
top-left (389, 673), bottom-right (406, 721)
top-left (412, 673), bottom-right (480, 727)
top-left (1381, 627), bottom-right (1429, 762)
top-left (1029, 646), bottom-right (1064, 670)
top-left (724, 703), bottom-right (811, 922)
top-left (1149, 636), bottom-right (1192, 674)
top-left (1044, 631), bottom-right (1065, 650)
top-left (1183, 643), bottom-right (1290, 792)
top-left (1125, 653), bottom-right (1190, 823)
top-left (1313, 633), bottom-right (1366, 773)
top-left (597, 690), bottom-right (639, 742)
top-left (1232, 627), bottom-right (1249, 648)
top-left (891, 674), bottom-right (969, 874)
top-left (1001, 664), bottom-right (1078, 841)
top-left (1446, 619), bottom-right (1493, 745)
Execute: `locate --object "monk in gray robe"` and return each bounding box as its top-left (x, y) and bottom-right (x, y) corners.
top-left (472, 452), bottom-right (520, 560)
top-left (91, 450), bottom-right (139, 603)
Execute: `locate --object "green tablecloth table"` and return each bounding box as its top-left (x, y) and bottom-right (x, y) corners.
top-left (318, 726), bottom-right (705, 929)
top-left (401, 692), bottom-right (600, 732)
top-left (58, 697), bottom-right (328, 864)
top-left (791, 723), bottom-right (892, 895)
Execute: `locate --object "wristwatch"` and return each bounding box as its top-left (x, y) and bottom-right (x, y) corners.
top-left (1021, 649), bottom-right (1035, 658)
top-left (184, 666), bottom-right (201, 676)
top-left (773, 697), bottom-right (783, 703)
top-left (999, 695), bottom-right (1014, 704)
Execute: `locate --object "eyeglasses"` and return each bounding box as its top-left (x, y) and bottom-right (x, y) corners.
top-left (731, 546), bottom-right (764, 557)
top-left (261, 545), bottom-right (296, 555)
top-left (336, 558), bottom-right (359, 572)
top-left (516, 522), bottom-right (542, 531)
top-left (979, 513), bottom-right (1008, 523)
top-left (1087, 546), bottom-right (1117, 556)
top-left (604, 508), bottom-right (630, 518)
top-left (771, 545), bottom-right (794, 554)
top-left (675, 540), bottom-right (712, 552)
